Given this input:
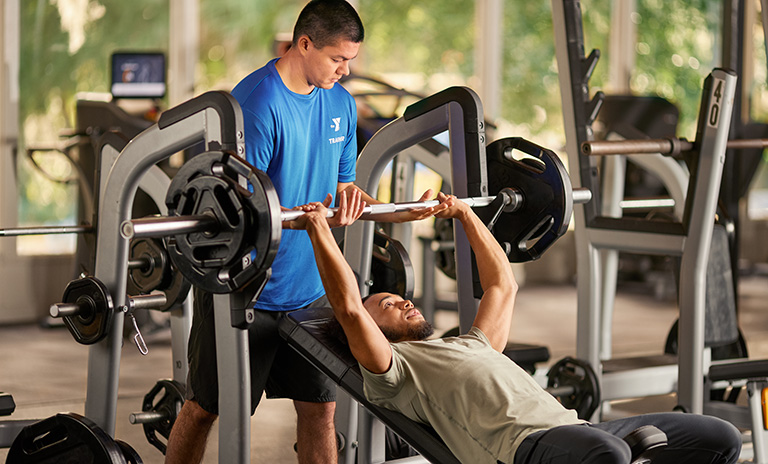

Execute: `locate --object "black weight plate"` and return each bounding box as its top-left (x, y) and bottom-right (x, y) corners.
top-left (547, 356), bottom-right (600, 420)
top-left (126, 237), bottom-right (190, 311)
top-left (171, 175), bottom-right (247, 268)
top-left (127, 237), bottom-right (168, 294)
top-left (165, 151), bottom-right (281, 293)
top-left (433, 217), bottom-right (457, 279)
top-left (7, 412), bottom-right (125, 464)
top-left (370, 230), bottom-right (414, 300)
top-left (116, 439), bottom-right (144, 464)
top-left (141, 379), bottom-right (186, 455)
top-left (485, 137), bottom-right (573, 262)
top-left (61, 276), bottom-right (114, 345)
top-left (155, 265), bottom-right (192, 311)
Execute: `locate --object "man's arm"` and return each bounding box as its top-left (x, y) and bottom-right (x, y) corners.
top-left (435, 193), bottom-right (519, 352)
top-left (291, 200), bottom-right (394, 374)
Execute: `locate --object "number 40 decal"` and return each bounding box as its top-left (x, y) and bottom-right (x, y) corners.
top-left (708, 78), bottom-right (725, 128)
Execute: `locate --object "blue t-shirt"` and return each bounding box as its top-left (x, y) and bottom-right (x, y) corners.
top-left (232, 58), bottom-right (357, 310)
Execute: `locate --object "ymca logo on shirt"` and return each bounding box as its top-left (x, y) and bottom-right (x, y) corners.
top-left (329, 117), bottom-right (345, 144)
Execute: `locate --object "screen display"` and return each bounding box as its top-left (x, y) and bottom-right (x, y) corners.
top-left (111, 53), bottom-right (166, 99)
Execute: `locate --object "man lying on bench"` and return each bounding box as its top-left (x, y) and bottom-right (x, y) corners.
top-left (288, 190), bottom-right (742, 464)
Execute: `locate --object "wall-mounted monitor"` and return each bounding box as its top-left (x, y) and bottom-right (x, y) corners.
top-left (111, 52), bottom-right (166, 99)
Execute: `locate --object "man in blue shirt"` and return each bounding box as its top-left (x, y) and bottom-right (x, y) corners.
top-left (165, 2), bottom-right (442, 463)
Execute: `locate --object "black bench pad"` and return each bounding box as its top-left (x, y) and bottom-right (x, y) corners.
top-left (278, 306), bottom-right (461, 464)
top-left (709, 359), bottom-right (768, 382)
top-left (0, 392), bottom-right (15, 416)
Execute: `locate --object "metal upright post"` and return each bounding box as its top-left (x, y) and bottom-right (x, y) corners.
top-left (84, 93), bottom-right (244, 435)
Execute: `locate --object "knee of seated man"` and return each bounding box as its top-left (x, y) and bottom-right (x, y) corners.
top-left (583, 437), bottom-right (632, 464)
top-left (698, 416), bottom-right (742, 457)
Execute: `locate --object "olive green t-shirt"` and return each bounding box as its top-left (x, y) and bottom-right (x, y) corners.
top-left (360, 327), bottom-right (584, 464)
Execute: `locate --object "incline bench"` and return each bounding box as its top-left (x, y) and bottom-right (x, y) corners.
top-left (278, 305), bottom-right (462, 464)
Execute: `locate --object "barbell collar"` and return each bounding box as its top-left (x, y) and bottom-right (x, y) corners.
top-left (49, 302), bottom-right (82, 318)
top-left (122, 214), bottom-right (219, 240)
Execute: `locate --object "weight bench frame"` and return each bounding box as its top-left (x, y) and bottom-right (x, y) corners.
top-left (278, 306), bottom-right (461, 464)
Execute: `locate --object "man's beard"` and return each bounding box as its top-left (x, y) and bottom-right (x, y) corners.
top-left (380, 320), bottom-right (435, 342)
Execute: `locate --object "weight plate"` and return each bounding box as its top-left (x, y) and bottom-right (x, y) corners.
top-left (116, 439), bottom-right (144, 464)
top-left (61, 276), bottom-right (114, 345)
top-left (165, 151), bottom-right (281, 293)
top-left (433, 217), bottom-right (457, 279)
top-left (156, 265), bottom-right (192, 311)
top-left (127, 237), bottom-right (168, 294)
top-left (547, 356), bottom-right (600, 420)
top-left (126, 236), bottom-right (190, 311)
top-left (140, 379), bottom-right (186, 455)
top-left (370, 230), bottom-right (415, 300)
top-left (7, 413), bottom-right (125, 463)
top-left (485, 137), bottom-right (573, 262)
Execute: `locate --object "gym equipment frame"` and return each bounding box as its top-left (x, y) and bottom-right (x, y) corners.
top-left (553, 0), bottom-right (768, 461)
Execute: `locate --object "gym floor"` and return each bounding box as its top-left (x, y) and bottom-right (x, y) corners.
top-left (1, 275), bottom-right (766, 463)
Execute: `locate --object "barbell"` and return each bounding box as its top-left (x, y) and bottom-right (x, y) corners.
top-left (114, 139), bottom-right (589, 294)
top-left (581, 136), bottom-right (768, 157)
top-left (124, 189), bottom-right (592, 237)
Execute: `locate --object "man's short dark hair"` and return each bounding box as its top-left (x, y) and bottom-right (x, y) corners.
top-left (293, 0), bottom-right (364, 49)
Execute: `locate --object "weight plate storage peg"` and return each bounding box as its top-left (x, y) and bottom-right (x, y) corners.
top-left (485, 137), bottom-right (573, 262)
top-left (547, 356), bottom-right (601, 420)
top-left (52, 276), bottom-right (114, 345)
top-left (164, 151), bottom-right (281, 294)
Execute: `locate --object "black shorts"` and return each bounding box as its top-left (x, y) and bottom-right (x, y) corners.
top-left (186, 287), bottom-right (336, 415)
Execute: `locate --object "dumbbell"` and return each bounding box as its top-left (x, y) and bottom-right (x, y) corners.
top-left (623, 425), bottom-right (668, 464)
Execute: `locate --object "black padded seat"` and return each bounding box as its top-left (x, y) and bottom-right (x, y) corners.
top-left (278, 306), bottom-right (461, 464)
top-left (708, 359), bottom-right (768, 382)
top-left (0, 392), bottom-right (15, 416)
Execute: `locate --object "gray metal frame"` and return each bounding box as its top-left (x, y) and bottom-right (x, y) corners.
top-left (84, 93), bottom-right (244, 437)
top-left (341, 88), bottom-right (486, 464)
top-left (552, 0), bottom-right (736, 414)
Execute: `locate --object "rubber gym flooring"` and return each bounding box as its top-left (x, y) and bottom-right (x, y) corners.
top-left (1, 276), bottom-right (766, 463)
